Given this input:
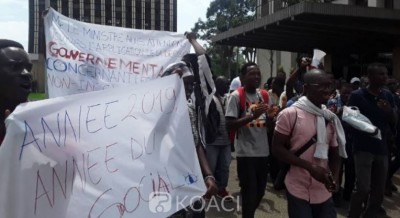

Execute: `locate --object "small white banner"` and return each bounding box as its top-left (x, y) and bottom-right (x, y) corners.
top-left (0, 75), bottom-right (206, 218)
top-left (44, 7), bottom-right (190, 98)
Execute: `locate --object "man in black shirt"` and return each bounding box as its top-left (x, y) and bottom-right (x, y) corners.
top-left (348, 63), bottom-right (395, 218)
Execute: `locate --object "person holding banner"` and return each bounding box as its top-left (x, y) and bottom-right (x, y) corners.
top-left (162, 32), bottom-right (218, 218)
top-left (0, 39), bottom-right (32, 144)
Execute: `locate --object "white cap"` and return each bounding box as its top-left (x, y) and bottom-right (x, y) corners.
top-left (350, 77), bottom-right (361, 84)
top-left (229, 76), bottom-right (241, 91)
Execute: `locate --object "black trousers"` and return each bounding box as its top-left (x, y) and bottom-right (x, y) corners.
top-left (237, 156), bottom-right (269, 218)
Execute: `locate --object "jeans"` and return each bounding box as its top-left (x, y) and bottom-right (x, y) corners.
top-left (388, 141), bottom-right (400, 183)
top-left (237, 157), bottom-right (269, 218)
top-left (348, 151), bottom-right (388, 218)
top-left (286, 191), bottom-right (337, 218)
top-left (206, 144), bottom-right (231, 191)
top-left (343, 154), bottom-right (356, 201)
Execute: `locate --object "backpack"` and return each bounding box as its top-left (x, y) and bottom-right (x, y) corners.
top-left (229, 87), bottom-right (269, 145)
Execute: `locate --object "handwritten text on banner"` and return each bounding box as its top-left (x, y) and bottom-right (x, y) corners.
top-left (0, 76), bottom-right (205, 218)
top-left (44, 8), bottom-right (190, 98)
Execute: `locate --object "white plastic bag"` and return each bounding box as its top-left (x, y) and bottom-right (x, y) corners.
top-left (342, 106), bottom-right (382, 140)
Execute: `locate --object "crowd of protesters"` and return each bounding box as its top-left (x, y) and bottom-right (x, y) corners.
top-left (1, 33), bottom-right (400, 218)
top-left (210, 53), bottom-right (399, 217)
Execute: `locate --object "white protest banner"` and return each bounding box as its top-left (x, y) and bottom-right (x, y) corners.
top-left (44, 8), bottom-right (191, 98)
top-left (0, 75), bottom-right (206, 218)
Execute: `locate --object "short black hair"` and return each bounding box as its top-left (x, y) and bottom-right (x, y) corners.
top-left (0, 39), bottom-right (24, 50)
top-left (240, 62), bottom-right (257, 76)
top-left (265, 77), bottom-right (275, 88)
top-left (273, 76), bottom-right (286, 88)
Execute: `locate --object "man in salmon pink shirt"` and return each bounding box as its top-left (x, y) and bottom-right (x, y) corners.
top-left (272, 69), bottom-right (346, 218)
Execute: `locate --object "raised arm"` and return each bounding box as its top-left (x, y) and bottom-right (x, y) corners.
top-left (286, 58), bottom-right (310, 100)
top-left (185, 32), bottom-right (206, 56)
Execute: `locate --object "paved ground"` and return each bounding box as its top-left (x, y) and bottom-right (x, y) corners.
top-left (205, 158), bottom-right (400, 218)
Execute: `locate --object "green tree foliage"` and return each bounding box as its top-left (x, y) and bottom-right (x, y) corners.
top-left (192, 0), bottom-right (257, 78)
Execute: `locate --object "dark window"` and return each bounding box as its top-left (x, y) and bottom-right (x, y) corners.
top-left (145, 0), bottom-right (151, 29)
top-left (38, 1), bottom-right (46, 54)
top-left (135, 0), bottom-right (142, 29)
top-left (385, 0), bottom-right (394, 9)
top-left (355, 0), bottom-right (368, 6)
top-left (94, 0), bottom-right (101, 20)
top-left (155, 0), bottom-right (161, 30)
top-left (105, 1), bottom-right (112, 25)
top-left (73, 0), bottom-right (80, 19)
top-left (62, 0), bottom-right (69, 15)
top-left (126, 0), bottom-right (132, 28)
top-left (28, 0), bottom-right (34, 53)
top-left (84, 0), bottom-right (91, 20)
top-left (164, 0), bottom-right (170, 31)
top-left (115, 0), bottom-right (122, 26)
top-left (172, 0), bottom-right (177, 31)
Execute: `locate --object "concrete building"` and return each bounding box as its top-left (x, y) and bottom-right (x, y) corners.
top-left (213, 0), bottom-right (400, 85)
top-left (28, 0), bottom-right (178, 92)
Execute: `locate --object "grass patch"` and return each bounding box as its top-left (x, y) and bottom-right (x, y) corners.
top-left (29, 93), bottom-right (47, 101)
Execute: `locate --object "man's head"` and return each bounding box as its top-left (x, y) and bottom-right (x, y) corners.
top-left (303, 69), bottom-right (334, 107)
top-left (271, 76), bottom-right (285, 96)
top-left (350, 77), bottom-right (361, 90)
top-left (240, 62), bottom-right (261, 90)
top-left (215, 76), bottom-right (229, 96)
top-left (0, 39), bottom-right (32, 104)
top-left (360, 76), bottom-right (369, 89)
top-left (264, 77), bottom-right (274, 90)
top-left (367, 63), bottom-right (388, 88)
top-left (339, 83), bottom-right (353, 105)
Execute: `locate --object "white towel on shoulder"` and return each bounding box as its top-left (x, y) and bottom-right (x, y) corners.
top-left (293, 96), bottom-right (347, 159)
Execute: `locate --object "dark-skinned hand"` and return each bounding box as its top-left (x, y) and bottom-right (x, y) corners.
top-left (307, 164), bottom-right (337, 192)
top-left (204, 178), bottom-right (218, 199)
top-left (252, 104), bottom-right (268, 119)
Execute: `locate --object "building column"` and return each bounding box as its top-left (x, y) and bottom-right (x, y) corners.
top-left (256, 49), bottom-right (271, 85)
top-left (393, 47), bottom-right (400, 81)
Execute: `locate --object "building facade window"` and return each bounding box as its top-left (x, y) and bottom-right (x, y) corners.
top-left (135, 0), bottom-right (142, 29)
top-left (115, 0), bottom-right (122, 26)
top-left (164, 0), bottom-right (170, 31)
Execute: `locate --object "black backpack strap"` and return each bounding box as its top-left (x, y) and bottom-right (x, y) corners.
top-left (293, 119), bottom-right (329, 157)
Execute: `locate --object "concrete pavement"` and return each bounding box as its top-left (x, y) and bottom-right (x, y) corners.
top-left (205, 158), bottom-right (400, 218)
